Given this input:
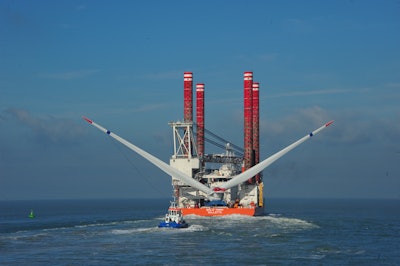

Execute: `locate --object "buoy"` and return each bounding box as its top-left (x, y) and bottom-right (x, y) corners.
top-left (29, 209), bottom-right (35, 219)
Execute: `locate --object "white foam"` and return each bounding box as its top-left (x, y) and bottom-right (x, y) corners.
top-left (183, 224), bottom-right (208, 232)
top-left (111, 227), bottom-right (155, 235)
top-left (258, 214), bottom-right (320, 230)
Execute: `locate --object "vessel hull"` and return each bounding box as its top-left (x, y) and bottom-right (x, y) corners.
top-left (181, 206), bottom-right (264, 217)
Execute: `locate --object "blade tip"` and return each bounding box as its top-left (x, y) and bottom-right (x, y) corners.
top-left (325, 120), bottom-right (334, 127)
top-left (82, 116), bottom-right (93, 124)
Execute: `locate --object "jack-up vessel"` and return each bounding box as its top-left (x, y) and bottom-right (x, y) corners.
top-left (83, 72), bottom-right (333, 216)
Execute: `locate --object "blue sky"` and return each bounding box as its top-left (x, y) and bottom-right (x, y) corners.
top-left (1, 0), bottom-right (399, 200)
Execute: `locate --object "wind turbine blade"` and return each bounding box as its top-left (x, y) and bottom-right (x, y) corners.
top-left (82, 116), bottom-right (214, 196)
top-left (219, 121), bottom-right (334, 190)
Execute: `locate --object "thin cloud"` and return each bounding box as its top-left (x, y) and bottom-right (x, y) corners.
top-left (59, 23), bottom-right (74, 29)
top-left (283, 18), bottom-right (314, 33)
top-left (263, 106), bottom-right (400, 147)
top-left (328, 112), bottom-right (400, 146)
top-left (133, 103), bottom-right (171, 112)
top-left (268, 88), bottom-right (367, 98)
top-left (259, 53), bottom-right (280, 62)
top-left (144, 71), bottom-right (183, 80)
top-left (39, 69), bottom-right (100, 80)
top-left (264, 106), bottom-right (330, 136)
top-left (84, 102), bottom-right (174, 117)
top-left (76, 5), bottom-right (86, 11)
top-left (4, 108), bottom-right (87, 144)
top-left (385, 82), bottom-right (400, 88)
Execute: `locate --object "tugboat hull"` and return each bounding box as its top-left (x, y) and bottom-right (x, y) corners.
top-left (158, 221), bottom-right (189, 228)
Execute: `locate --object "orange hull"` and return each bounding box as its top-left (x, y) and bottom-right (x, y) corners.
top-left (180, 206), bottom-right (264, 217)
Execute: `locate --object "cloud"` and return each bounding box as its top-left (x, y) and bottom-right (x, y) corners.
top-left (39, 69), bottom-right (100, 80)
top-left (133, 103), bottom-right (170, 112)
top-left (259, 106), bottom-right (400, 185)
top-left (4, 108), bottom-right (87, 144)
top-left (0, 4), bottom-right (29, 28)
top-left (260, 53), bottom-right (280, 62)
top-left (144, 71), bottom-right (183, 80)
top-left (283, 18), bottom-right (314, 33)
top-left (263, 106), bottom-right (400, 147)
top-left (268, 88), bottom-right (362, 99)
top-left (329, 111), bottom-right (400, 146)
top-left (59, 23), bottom-right (73, 29)
top-left (76, 5), bottom-right (86, 11)
top-left (263, 106), bottom-right (330, 134)
top-left (385, 82), bottom-right (400, 88)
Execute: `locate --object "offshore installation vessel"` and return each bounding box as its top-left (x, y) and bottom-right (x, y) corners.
top-left (83, 71), bottom-right (333, 216)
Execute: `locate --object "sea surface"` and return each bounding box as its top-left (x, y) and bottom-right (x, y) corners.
top-left (0, 198), bottom-right (399, 265)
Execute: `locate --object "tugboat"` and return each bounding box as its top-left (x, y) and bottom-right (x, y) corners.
top-left (158, 200), bottom-right (189, 229)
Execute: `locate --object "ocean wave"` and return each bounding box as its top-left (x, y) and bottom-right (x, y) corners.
top-left (258, 214), bottom-right (320, 231)
top-left (110, 223), bottom-right (208, 235)
top-left (181, 224), bottom-right (208, 232)
top-left (1, 232), bottom-right (50, 241)
top-left (293, 254), bottom-right (327, 260)
top-left (186, 213), bottom-right (319, 230)
top-left (73, 219), bottom-right (148, 229)
top-left (0, 219), bottom-right (159, 237)
top-left (111, 227), bottom-right (155, 235)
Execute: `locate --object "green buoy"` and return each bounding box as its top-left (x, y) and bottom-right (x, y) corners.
top-left (29, 209), bottom-right (35, 219)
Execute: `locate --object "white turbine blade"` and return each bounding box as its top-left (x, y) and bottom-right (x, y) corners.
top-left (219, 121), bottom-right (334, 190)
top-left (82, 116), bottom-right (214, 196)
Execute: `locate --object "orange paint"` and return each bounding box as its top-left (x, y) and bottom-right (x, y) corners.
top-left (180, 206), bottom-right (264, 216)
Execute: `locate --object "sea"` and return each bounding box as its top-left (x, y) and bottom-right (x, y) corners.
top-left (0, 198), bottom-right (399, 265)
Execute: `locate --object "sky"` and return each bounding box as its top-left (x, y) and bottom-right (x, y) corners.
top-left (1, 0), bottom-right (399, 200)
